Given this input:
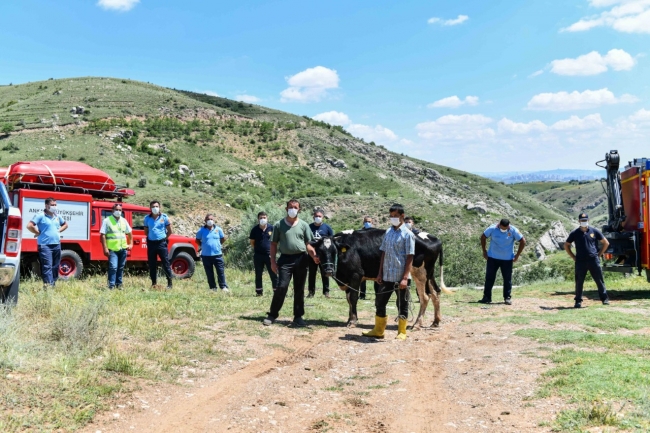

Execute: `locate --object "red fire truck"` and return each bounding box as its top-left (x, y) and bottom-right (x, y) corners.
top-left (1, 161), bottom-right (198, 280)
top-left (599, 150), bottom-right (650, 281)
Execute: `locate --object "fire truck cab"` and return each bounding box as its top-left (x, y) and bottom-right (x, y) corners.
top-left (2, 161), bottom-right (198, 280)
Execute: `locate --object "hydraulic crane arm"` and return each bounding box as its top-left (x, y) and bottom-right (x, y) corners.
top-left (597, 150), bottom-right (626, 232)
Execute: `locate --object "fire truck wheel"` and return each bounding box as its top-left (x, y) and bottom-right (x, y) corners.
top-left (171, 251), bottom-right (195, 279)
top-left (1, 276), bottom-right (19, 305)
top-left (59, 250), bottom-right (84, 280)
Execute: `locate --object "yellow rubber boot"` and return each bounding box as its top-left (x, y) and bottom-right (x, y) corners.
top-left (362, 316), bottom-right (387, 339)
top-left (396, 317), bottom-right (408, 340)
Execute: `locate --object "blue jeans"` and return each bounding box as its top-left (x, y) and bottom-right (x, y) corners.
top-left (108, 249), bottom-right (128, 288)
top-left (483, 257), bottom-right (513, 301)
top-left (202, 255), bottom-right (227, 289)
top-left (38, 243), bottom-right (61, 286)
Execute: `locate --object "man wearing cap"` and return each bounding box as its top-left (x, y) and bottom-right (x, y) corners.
top-left (564, 213), bottom-right (610, 308)
top-left (479, 218), bottom-right (526, 305)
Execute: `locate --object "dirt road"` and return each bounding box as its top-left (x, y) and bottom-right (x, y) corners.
top-left (85, 298), bottom-right (563, 433)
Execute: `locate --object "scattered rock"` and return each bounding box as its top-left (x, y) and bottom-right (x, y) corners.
top-left (326, 158), bottom-right (347, 169)
top-left (536, 221), bottom-right (569, 260)
top-left (466, 202), bottom-right (488, 214)
top-left (164, 180), bottom-right (173, 187)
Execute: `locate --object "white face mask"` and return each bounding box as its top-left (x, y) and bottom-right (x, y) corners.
top-left (259, 218), bottom-right (268, 226)
top-left (151, 206), bottom-right (160, 215)
top-left (48, 205), bottom-right (57, 214)
top-left (314, 217), bottom-right (323, 224)
top-left (500, 228), bottom-right (508, 233)
top-left (206, 219), bottom-right (214, 227)
top-left (405, 223), bottom-right (412, 229)
top-left (390, 217), bottom-right (401, 226)
top-left (287, 208), bottom-right (299, 218)
top-left (113, 210), bottom-right (122, 218)
top-left (580, 221), bottom-right (589, 228)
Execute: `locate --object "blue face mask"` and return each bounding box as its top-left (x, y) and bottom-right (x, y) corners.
top-left (363, 222), bottom-right (372, 229)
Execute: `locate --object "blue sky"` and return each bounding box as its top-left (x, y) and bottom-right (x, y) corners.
top-left (1, 0), bottom-right (649, 172)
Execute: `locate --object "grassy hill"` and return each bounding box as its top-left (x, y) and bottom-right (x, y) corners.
top-left (0, 77), bottom-right (573, 285)
top-left (510, 180), bottom-right (607, 226)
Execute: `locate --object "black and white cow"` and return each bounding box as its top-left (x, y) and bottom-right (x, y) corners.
top-left (312, 228), bottom-right (448, 328)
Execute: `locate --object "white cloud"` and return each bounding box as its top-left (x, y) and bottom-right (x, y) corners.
top-left (235, 95), bottom-right (260, 103)
top-left (203, 91), bottom-right (219, 97)
top-left (280, 66), bottom-right (340, 103)
top-left (529, 70), bottom-right (544, 78)
top-left (527, 88), bottom-right (638, 111)
top-left (550, 49), bottom-right (636, 76)
top-left (348, 124), bottom-right (399, 143)
top-left (498, 118), bottom-right (548, 134)
top-left (416, 114), bottom-right (495, 142)
top-left (312, 111), bottom-right (351, 126)
top-left (97, 0), bottom-right (140, 11)
top-left (551, 114), bottom-right (604, 130)
top-left (629, 108), bottom-right (650, 123)
top-left (428, 15), bottom-right (469, 26)
top-left (563, 0), bottom-right (650, 34)
top-left (428, 95), bottom-right (479, 108)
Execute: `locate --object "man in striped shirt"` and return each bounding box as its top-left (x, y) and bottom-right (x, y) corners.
top-left (363, 203), bottom-right (415, 341)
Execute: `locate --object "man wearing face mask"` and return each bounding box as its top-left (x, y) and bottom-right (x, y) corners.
top-left (263, 199), bottom-right (319, 327)
top-left (100, 203), bottom-right (133, 290)
top-left (196, 213), bottom-right (229, 292)
top-left (144, 200), bottom-right (174, 289)
top-left (564, 213), bottom-right (610, 308)
top-left (363, 203), bottom-right (415, 340)
top-left (479, 218), bottom-right (526, 305)
top-left (27, 197), bottom-right (69, 289)
top-left (307, 208), bottom-right (334, 299)
top-left (250, 211), bottom-right (276, 297)
top-left (404, 216), bottom-right (420, 236)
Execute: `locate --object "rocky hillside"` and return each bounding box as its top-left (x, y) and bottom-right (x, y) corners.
top-left (0, 77), bottom-right (573, 268)
top-left (510, 180), bottom-right (607, 226)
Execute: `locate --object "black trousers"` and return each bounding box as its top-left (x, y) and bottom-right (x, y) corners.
top-left (575, 258), bottom-right (608, 302)
top-left (308, 259), bottom-right (330, 294)
top-left (147, 239), bottom-right (173, 285)
top-left (268, 253), bottom-right (308, 319)
top-left (254, 252), bottom-right (277, 293)
top-left (360, 280), bottom-right (380, 298)
top-left (375, 281), bottom-right (410, 319)
top-left (483, 257), bottom-right (513, 301)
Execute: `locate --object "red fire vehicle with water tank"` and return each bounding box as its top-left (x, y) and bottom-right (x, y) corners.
top-left (599, 150), bottom-right (650, 281)
top-left (1, 161), bottom-right (198, 280)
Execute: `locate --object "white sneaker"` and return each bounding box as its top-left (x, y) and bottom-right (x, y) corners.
top-left (221, 287), bottom-right (230, 293)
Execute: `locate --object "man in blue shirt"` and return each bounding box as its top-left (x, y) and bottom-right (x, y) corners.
top-left (307, 208), bottom-right (334, 298)
top-left (26, 197), bottom-right (69, 289)
top-left (363, 204), bottom-right (415, 341)
top-left (564, 213), bottom-right (610, 308)
top-left (249, 211), bottom-right (276, 297)
top-left (196, 213), bottom-right (228, 292)
top-left (143, 200), bottom-right (173, 289)
top-left (479, 218), bottom-right (526, 305)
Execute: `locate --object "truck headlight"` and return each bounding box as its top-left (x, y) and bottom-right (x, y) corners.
top-left (0, 265), bottom-right (16, 287)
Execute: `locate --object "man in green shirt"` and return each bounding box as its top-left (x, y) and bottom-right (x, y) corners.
top-left (263, 199), bottom-right (319, 327)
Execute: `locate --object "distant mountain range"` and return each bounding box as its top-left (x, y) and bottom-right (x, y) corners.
top-left (476, 169), bottom-right (606, 184)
